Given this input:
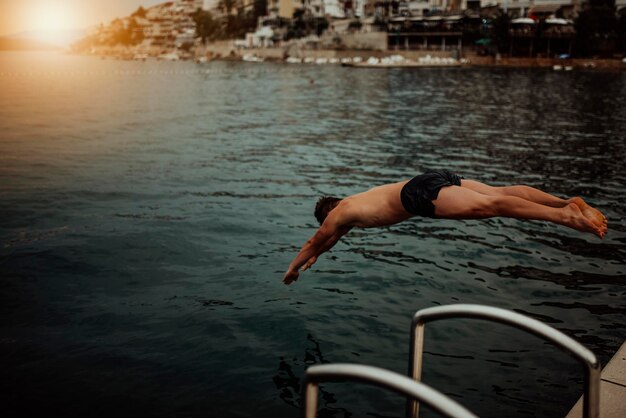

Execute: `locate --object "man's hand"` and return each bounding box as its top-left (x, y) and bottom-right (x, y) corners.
top-left (283, 269), bottom-right (300, 285)
top-left (283, 256), bottom-right (316, 285)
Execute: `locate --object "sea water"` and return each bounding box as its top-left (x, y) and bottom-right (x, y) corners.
top-left (1, 51), bottom-right (625, 418)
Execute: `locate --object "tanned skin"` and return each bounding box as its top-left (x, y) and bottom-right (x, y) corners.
top-left (283, 179), bottom-right (607, 284)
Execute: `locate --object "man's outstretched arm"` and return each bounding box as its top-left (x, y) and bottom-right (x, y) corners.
top-left (283, 218), bottom-right (350, 285)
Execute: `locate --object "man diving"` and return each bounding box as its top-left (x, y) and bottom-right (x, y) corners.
top-left (283, 169), bottom-right (608, 284)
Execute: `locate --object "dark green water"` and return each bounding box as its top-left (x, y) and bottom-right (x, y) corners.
top-left (1, 51), bottom-right (625, 418)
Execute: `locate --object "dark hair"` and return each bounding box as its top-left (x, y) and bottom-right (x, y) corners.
top-left (314, 196), bottom-right (342, 225)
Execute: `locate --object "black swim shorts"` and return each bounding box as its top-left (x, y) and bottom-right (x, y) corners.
top-left (400, 169), bottom-right (463, 218)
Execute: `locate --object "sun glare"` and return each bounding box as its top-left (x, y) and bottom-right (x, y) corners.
top-left (27, 1), bottom-right (76, 32)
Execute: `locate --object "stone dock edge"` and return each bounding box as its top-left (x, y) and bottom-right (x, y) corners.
top-left (565, 340), bottom-right (626, 418)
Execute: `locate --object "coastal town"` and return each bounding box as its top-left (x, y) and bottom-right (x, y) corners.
top-left (71, 0), bottom-right (626, 68)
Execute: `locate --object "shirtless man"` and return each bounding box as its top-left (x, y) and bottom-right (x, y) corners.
top-left (283, 169), bottom-right (607, 284)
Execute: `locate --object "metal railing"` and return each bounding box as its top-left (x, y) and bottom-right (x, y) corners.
top-left (302, 363), bottom-right (478, 418)
top-left (407, 304), bottom-right (601, 418)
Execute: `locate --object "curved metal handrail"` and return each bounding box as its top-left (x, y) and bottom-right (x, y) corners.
top-left (302, 363), bottom-right (478, 418)
top-left (407, 304), bottom-right (600, 418)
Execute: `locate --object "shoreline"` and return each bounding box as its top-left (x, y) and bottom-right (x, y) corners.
top-left (67, 44), bottom-right (626, 71)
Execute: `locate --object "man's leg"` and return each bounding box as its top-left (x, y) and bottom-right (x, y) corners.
top-left (460, 179), bottom-right (568, 207)
top-left (433, 186), bottom-right (605, 238)
top-left (460, 179), bottom-right (607, 226)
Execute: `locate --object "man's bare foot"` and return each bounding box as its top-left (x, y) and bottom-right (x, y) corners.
top-left (569, 197), bottom-right (607, 231)
top-left (563, 203), bottom-right (605, 238)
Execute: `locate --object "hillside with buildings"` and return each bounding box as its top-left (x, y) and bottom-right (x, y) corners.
top-left (71, 0), bottom-right (626, 61)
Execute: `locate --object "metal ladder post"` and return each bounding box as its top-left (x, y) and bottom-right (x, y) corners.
top-left (302, 363), bottom-right (478, 418)
top-left (406, 304), bottom-right (600, 418)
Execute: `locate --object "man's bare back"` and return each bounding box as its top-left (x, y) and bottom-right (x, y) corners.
top-left (283, 171), bottom-right (607, 285)
top-left (339, 181), bottom-right (412, 228)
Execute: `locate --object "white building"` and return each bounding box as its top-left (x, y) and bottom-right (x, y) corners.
top-left (300, 0), bottom-right (346, 18)
top-left (324, 0), bottom-right (346, 17)
top-left (142, 2), bottom-right (201, 49)
top-left (202, 0), bottom-right (220, 10)
top-left (356, 0), bottom-right (366, 16)
top-left (401, 0), bottom-right (431, 16)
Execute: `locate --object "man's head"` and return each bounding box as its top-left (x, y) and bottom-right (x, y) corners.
top-left (314, 196), bottom-right (342, 225)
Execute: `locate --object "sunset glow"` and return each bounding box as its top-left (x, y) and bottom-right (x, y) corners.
top-left (27, 1), bottom-right (76, 32)
top-left (0, 1), bottom-right (163, 37)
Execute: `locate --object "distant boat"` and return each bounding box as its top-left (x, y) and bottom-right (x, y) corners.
top-left (242, 54), bottom-right (264, 62)
top-left (343, 55), bottom-right (463, 68)
top-left (344, 61), bottom-right (463, 68)
top-left (158, 52), bottom-right (179, 61)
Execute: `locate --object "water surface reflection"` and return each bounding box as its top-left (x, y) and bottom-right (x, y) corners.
top-left (0, 52), bottom-right (625, 418)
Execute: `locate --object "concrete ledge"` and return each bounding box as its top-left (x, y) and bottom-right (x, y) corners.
top-left (565, 341), bottom-right (626, 418)
top-left (601, 343), bottom-right (626, 387)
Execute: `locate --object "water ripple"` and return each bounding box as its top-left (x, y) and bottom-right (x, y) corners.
top-left (1, 52), bottom-right (625, 418)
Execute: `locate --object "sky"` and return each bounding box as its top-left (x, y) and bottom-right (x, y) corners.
top-left (0, 0), bottom-right (165, 36)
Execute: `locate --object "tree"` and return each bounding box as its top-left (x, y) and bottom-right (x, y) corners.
top-left (198, 0), bottom-right (267, 40)
top-left (285, 9), bottom-right (329, 40)
top-left (254, 0), bottom-right (267, 18)
top-left (193, 9), bottom-right (218, 44)
top-left (316, 18), bottom-right (329, 37)
top-left (218, 0), bottom-right (237, 16)
top-left (132, 6), bottom-right (147, 18)
top-left (107, 18), bottom-right (144, 46)
top-left (574, 0), bottom-right (618, 56)
top-left (490, 12), bottom-right (511, 54)
top-left (618, 8), bottom-right (626, 54)
top-left (127, 18), bottom-right (144, 45)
